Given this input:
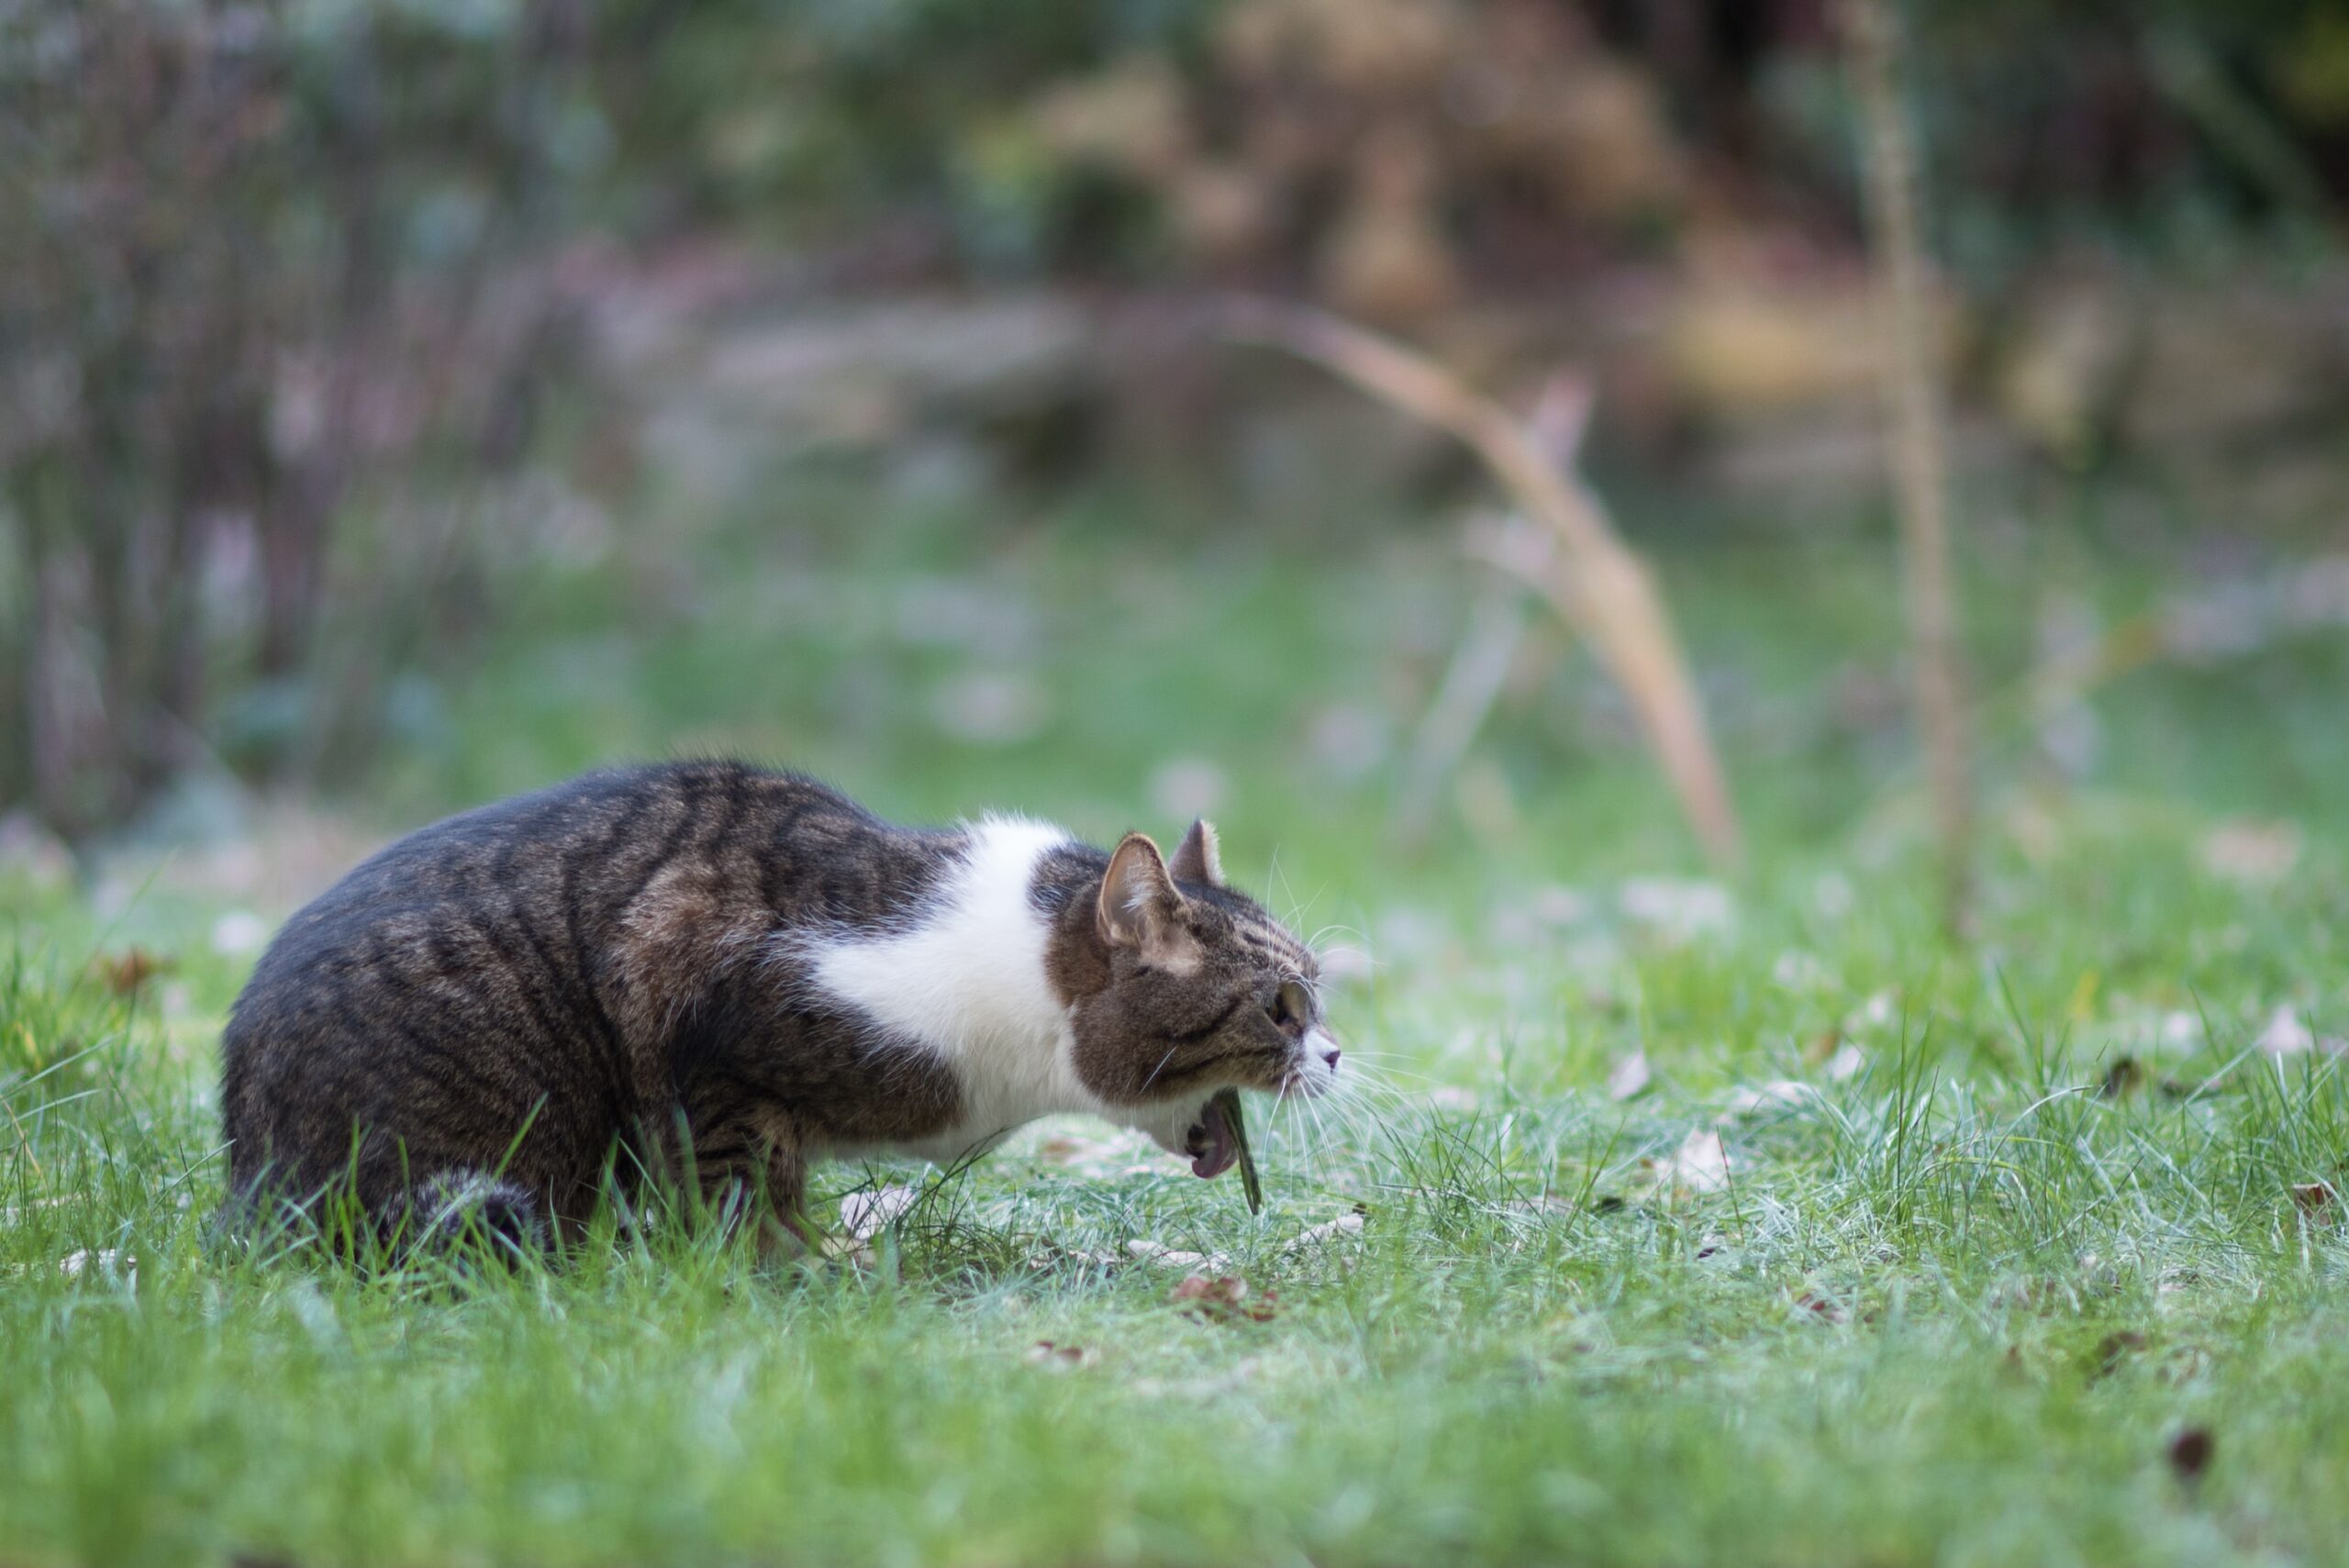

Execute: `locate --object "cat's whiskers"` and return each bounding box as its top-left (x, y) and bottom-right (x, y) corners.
top-left (1332, 1050), bottom-right (1444, 1091)
top-left (1329, 1071), bottom-right (1397, 1148)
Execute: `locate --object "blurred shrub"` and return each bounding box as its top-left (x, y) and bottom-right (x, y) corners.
top-left (4, 0), bottom-right (2344, 840)
top-left (0, 0), bottom-right (598, 840)
top-left (625, 0), bottom-right (2348, 306)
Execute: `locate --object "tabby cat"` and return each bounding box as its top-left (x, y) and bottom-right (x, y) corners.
top-left (219, 762), bottom-right (1338, 1251)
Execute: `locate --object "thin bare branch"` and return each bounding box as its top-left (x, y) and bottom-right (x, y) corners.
top-left (1394, 542), bottom-right (1533, 846)
top-left (1223, 297), bottom-right (1742, 866)
top-left (1846, 0), bottom-right (1974, 934)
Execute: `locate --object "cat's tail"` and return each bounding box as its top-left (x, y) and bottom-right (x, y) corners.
top-left (394, 1169), bottom-right (552, 1264)
top-left (216, 1163), bottom-right (552, 1266)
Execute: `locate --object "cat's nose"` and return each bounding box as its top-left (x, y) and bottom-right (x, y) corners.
top-left (1319, 1044), bottom-right (1341, 1071)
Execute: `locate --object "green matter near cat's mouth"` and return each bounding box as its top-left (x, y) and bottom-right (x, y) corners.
top-left (1202, 1088), bottom-right (1263, 1214)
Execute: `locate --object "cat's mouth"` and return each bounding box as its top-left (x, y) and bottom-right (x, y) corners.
top-left (1182, 1094), bottom-right (1241, 1180)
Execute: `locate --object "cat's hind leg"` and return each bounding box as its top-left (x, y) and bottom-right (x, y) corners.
top-left (664, 1103), bottom-right (816, 1259)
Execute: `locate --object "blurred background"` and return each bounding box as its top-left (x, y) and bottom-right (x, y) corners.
top-left (5, 0), bottom-right (2348, 941)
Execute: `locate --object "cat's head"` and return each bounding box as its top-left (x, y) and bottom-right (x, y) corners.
top-left (1047, 819), bottom-right (1340, 1178)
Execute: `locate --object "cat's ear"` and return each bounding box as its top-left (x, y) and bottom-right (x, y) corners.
top-left (1097, 832), bottom-right (1196, 967)
top-left (1168, 817), bottom-right (1224, 887)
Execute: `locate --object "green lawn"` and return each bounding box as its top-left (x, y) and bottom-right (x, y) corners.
top-left (6, 465), bottom-right (2348, 1565)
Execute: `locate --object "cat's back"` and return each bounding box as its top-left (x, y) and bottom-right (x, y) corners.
top-left (248, 762), bottom-right (869, 968)
top-left (218, 763), bottom-right (902, 1195)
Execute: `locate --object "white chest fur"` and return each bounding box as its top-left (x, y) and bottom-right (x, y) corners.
top-left (797, 817), bottom-right (1099, 1162)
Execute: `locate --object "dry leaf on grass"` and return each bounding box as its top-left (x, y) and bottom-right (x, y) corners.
top-left (60, 1249), bottom-right (133, 1285)
top-left (1171, 1273), bottom-right (1277, 1323)
top-left (1023, 1340), bottom-right (1096, 1372)
top-left (2290, 1182), bottom-right (2335, 1219)
top-left (1846, 989), bottom-right (1900, 1033)
top-left (1795, 1292), bottom-right (1846, 1325)
top-left (2094, 1329), bottom-right (2148, 1378)
top-left (1288, 1213), bottom-right (1365, 1248)
top-left (1620, 878), bottom-right (1735, 941)
top-left (1724, 1081), bottom-right (1814, 1116)
top-left (1607, 1050), bottom-right (1653, 1102)
top-left (2252, 1005), bottom-right (2345, 1057)
top-left (2199, 820), bottom-right (2300, 885)
top-left (93, 949), bottom-right (173, 997)
top-left (840, 1186), bottom-right (918, 1241)
top-left (1127, 1239), bottom-right (1224, 1271)
top-left (2099, 1056), bottom-right (2146, 1100)
top-left (2167, 1426), bottom-right (2214, 1482)
top-left (1652, 1129), bottom-right (1730, 1195)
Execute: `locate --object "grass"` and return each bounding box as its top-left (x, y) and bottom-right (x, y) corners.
top-left (5, 461), bottom-right (2349, 1565)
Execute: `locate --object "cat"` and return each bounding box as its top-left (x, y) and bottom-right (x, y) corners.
top-left (218, 761), bottom-right (1339, 1254)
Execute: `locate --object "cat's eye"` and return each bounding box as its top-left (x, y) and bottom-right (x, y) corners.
top-left (1269, 980), bottom-right (1312, 1031)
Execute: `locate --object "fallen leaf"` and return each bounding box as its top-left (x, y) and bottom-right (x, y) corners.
top-left (1023, 1340), bottom-right (1096, 1371)
top-left (2094, 1329), bottom-right (2148, 1378)
top-left (2256, 1005), bottom-right (2315, 1056)
top-left (1795, 1291), bottom-right (1846, 1324)
top-left (2167, 1426), bottom-right (2214, 1482)
top-left (2199, 820), bottom-right (2300, 885)
top-left (1619, 878), bottom-right (1734, 942)
top-left (1288, 1213), bottom-right (1365, 1248)
top-left (60, 1249), bottom-right (133, 1286)
top-left (2291, 1181), bottom-right (2335, 1219)
top-left (840, 1185), bottom-right (918, 1241)
top-left (1724, 1080), bottom-right (1814, 1115)
top-left (94, 949), bottom-right (173, 997)
top-left (1126, 1239), bottom-right (1218, 1271)
top-left (1802, 1029), bottom-right (1842, 1067)
top-left (1171, 1273), bottom-right (1277, 1323)
top-left (1847, 989), bottom-right (1900, 1032)
top-left (1658, 1129), bottom-right (1730, 1195)
top-left (2099, 1056), bottom-right (2146, 1100)
top-left (1607, 1050), bottom-right (1653, 1102)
